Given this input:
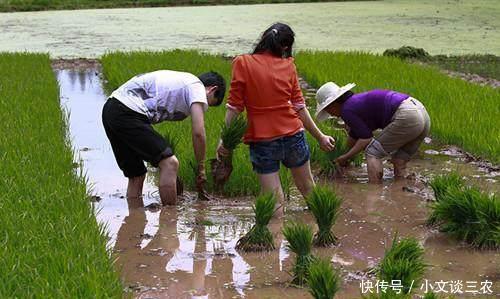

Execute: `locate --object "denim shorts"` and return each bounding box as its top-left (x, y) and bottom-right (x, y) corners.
top-left (249, 131), bottom-right (310, 174)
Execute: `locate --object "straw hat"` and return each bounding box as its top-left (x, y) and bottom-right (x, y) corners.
top-left (315, 82), bottom-right (356, 122)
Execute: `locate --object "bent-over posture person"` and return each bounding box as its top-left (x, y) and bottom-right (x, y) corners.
top-left (218, 23), bottom-right (335, 217)
top-left (102, 70), bottom-right (226, 206)
top-left (315, 82), bottom-right (430, 183)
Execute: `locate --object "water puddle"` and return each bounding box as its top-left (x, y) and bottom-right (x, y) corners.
top-left (57, 66), bottom-right (499, 298)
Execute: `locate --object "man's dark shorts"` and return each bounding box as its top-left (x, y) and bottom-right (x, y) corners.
top-left (249, 131), bottom-right (310, 174)
top-left (102, 98), bottom-right (173, 178)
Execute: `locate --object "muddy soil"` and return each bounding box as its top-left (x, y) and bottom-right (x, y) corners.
top-left (58, 66), bottom-right (499, 299)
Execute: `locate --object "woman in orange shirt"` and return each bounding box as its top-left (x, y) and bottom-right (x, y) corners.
top-left (218, 23), bottom-right (335, 217)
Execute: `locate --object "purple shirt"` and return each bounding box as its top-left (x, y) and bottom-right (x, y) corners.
top-left (341, 89), bottom-right (409, 139)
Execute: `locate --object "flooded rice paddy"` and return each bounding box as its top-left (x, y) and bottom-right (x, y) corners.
top-left (3, 0), bottom-right (500, 58)
top-left (57, 66), bottom-right (499, 298)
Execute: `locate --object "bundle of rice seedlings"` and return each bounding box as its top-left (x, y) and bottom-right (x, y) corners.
top-left (377, 235), bottom-right (426, 296)
top-left (210, 114), bottom-right (247, 189)
top-left (283, 222), bottom-right (316, 286)
top-left (317, 127), bottom-right (362, 177)
top-left (429, 172), bottom-right (464, 201)
top-left (280, 168), bottom-right (293, 201)
top-left (430, 186), bottom-right (499, 249)
top-left (307, 258), bottom-right (341, 299)
top-left (306, 185), bottom-right (342, 246)
top-left (236, 193), bottom-right (276, 251)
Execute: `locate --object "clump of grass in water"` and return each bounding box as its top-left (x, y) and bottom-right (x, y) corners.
top-left (429, 186), bottom-right (499, 249)
top-left (211, 114), bottom-right (247, 190)
top-left (236, 193), bottom-right (276, 251)
top-left (306, 185), bottom-right (342, 246)
top-left (376, 235), bottom-right (426, 296)
top-left (307, 258), bottom-right (341, 299)
top-left (429, 172), bottom-right (464, 201)
top-left (283, 222), bottom-right (316, 286)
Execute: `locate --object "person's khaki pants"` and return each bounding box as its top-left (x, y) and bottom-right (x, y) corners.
top-left (365, 97), bottom-right (431, 161)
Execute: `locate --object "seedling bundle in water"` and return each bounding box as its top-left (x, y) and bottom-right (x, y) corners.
top-left (429, 185), bottom-right (499, 249)
top-left (307, 258), bottom-right (340, 299)
top-left (376, 235), bottom-right (426, 296)
top-left (236, 193), bottom-right (276, 251)
top-left (211, 114), bottom-right (247, 190)
top-left (307, 185), bottom-right (342, 246)
top-left (283, 222), bottom-right (316, 286)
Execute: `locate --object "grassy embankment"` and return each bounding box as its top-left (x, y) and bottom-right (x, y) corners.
top-left (0, 0), bottom-right (350, 12)
top-left (296, 51), bottom-right (500, 163)
top-left (0, 53), bottom-right (122, 297)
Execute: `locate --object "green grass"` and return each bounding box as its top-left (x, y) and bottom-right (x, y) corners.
top-left (283, 222), bottom-right (316, 286)
top-left (375, 235), bottom-right (426, 297)
top-left (429, 186), bottom-right (500, 249)
top-left (306, 185), bottom-right (342, 246)
top-left (429, 54), bottom-right (500, 81)
top-left (307, 258), bottom-right (341, 299)
top-left (429, 172), bottom-right (464, 202)
top-left (0, 53), bottom-right (122, 297)
top-left (295, 51), bottom-right (500, 163)
top-left (101, 50), bottom-right (262, 195)
top-left (236, 193), bottom-right (276, 251)
top-left (0, 0), bottom-right (347, 12)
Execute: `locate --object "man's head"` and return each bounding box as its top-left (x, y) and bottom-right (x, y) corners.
top-left (199, 71), bottom-right (226, 106)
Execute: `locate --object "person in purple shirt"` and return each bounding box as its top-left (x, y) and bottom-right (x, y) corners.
top-left (315, 82), bottom-right (430, 183)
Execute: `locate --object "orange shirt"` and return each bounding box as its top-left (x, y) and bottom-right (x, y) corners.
top-left (227, 52), bottom-right (306, 143)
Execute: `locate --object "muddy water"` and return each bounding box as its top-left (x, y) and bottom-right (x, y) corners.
top-left (57, 68), bottom-right (499, 298)
top-left (3, 0), bottom-right (500, 58)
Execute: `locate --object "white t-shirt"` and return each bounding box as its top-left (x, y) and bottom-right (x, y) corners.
top-left (109, 70), bottom-right (208, 124)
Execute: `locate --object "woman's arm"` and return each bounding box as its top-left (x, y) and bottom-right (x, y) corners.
top-left (297, 108), bottom-right (335, 151)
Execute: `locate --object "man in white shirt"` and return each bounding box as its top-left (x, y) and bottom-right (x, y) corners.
top-left (102, 70), bottom-right (226, 206)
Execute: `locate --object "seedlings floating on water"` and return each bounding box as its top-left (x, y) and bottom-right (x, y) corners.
top-left (307, 258), bottom-right (341, 299)
top-left (236, 193), bottom-right (276, 251)
top-left (283, 222), bottom-right (316, 286)
top-left (306, 185), bottom-right (342, 247)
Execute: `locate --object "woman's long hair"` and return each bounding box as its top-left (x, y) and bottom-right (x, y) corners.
top-left (253, 22), bottom-right (295, 58)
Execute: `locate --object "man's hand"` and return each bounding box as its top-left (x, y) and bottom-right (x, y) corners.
top-left (335, 155), bottom-right (350, 167)
top-left (216, 140), bottom-right (231, 158)
top-left (318, 134), bottom-right (336, 152)
top-left (196, 164), bottom-right (207, 191)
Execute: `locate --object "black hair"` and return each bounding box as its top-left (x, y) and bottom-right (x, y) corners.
top-left (198, 71), bottom-right (226, 105)
top-left (336, 91), bottom-right (354, 105)
top-left (253, 22), bottom-right (295, 58)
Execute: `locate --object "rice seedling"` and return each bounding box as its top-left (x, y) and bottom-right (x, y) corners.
top-left (306, 185), bottom-right (342, 246)
top-left (307, 258), bottom-right (341, 299)
top-left (308, 125), bottom-right (363, 177)
top-left (280, 168), bottom-right (293, 201)
top-left (429, 172), bottom-right (464, 201)
top-left (236, 193), bottom-right (276, 251)
top-left (429, 186), bottom-right (499, 249)
top-left (376, 235), bottom-right (426, 296)
top-left (0, 53), bottom-right (122, 297)
top-left (296, 51), bottom-right (500, 163)
top-left (283, 222), bottom-right (316, 286)
top-left (211, 114), bottom-right (247, 190)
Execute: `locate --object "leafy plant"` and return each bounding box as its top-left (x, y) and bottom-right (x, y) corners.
top-left (429, 172), bottom-right (464, 201)
top-left (376, 235), bottom-right (426, 295)
top-left (236, 193), bottom-right (276, 251)
top-left (429, 186), bottom-right (499, 249)
top-left (307, 258), bottom-right (341, 299)
top-left (221, 114), bottom-right (247, 150)
top-left (306, 185), bottom-right (342, 246)
top-left (283, 222), bottom-right (316, 286)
